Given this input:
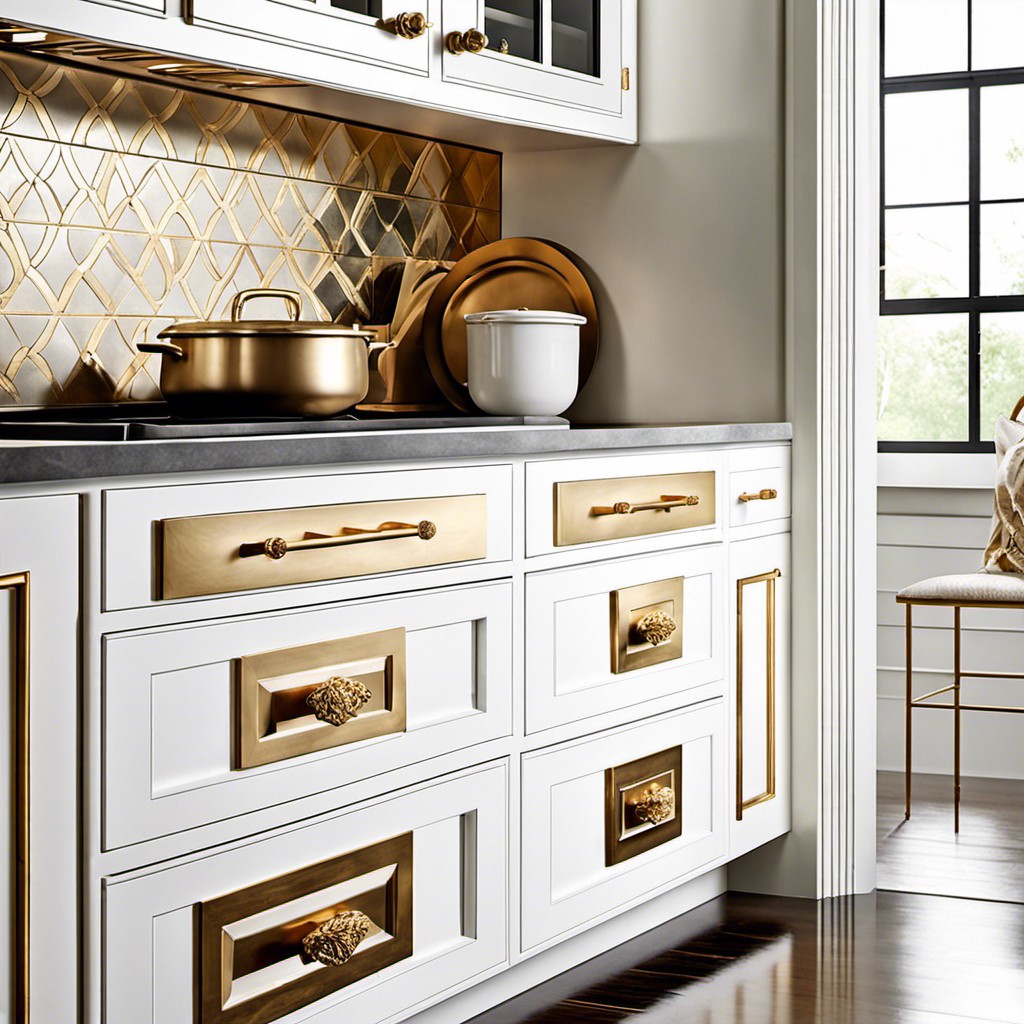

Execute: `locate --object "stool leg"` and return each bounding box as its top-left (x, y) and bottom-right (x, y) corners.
top-left (905, 603), bottom-right (912, 820)
top-left (954, 605), bottom-right (962, 833)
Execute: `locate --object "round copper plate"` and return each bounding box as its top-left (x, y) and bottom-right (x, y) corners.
top-left (423, 238), bottom-right (600, 412)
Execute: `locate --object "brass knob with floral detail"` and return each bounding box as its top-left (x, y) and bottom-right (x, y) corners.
top-left (446, 28), bottom-right (488, 54)
top-left (632, 610), bottom-right (677, 647)
top-left (377, 12), bottom-right (432, 38)
top-left (632, 782), bottom-right (675, 825)
top-left (300, 910), bottom-right (372, 966)
top-left (306, 676), bottom-right (372, 727)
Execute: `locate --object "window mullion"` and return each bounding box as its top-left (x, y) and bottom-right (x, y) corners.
top-left (969, 81), bottom-right (981, 443)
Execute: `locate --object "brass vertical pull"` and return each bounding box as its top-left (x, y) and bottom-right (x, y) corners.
top-left (736, 568), bottom-right (781, 821)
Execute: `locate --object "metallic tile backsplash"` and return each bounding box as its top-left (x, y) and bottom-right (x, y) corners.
top-left (0, 51), bottom-right (500, 405)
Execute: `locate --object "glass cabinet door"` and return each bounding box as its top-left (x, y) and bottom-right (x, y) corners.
top-left (188, 0), bottom-right (431, 75)
top-left (443, 0), bottom-right (623, 116)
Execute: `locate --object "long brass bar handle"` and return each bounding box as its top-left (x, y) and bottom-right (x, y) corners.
top-left (300, 910), bottom-right (372, 967)
top-left (238, 520), bottom-right (437, 559)
top-left (736, 568), bottom-right (782, 821)
top-left (739, 488), bottom-right (778, 503)
top-left (591, 495), bottom-right (700, 517)
top-left (378, 12), bottom-right (432, 38)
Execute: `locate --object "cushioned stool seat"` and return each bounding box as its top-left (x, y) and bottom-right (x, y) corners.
top-left (897, 571), bottom-right (1024, 604)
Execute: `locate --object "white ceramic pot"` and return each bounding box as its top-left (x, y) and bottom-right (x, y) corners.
top-left (464, 308), bottom-right (587, 416)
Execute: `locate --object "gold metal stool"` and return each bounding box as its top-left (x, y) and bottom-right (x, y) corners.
top-left (897, 579), bottom-right (1024, 832)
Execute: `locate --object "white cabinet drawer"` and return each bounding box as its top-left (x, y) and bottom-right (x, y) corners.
top-left (103, 463), bottom-right (512, 609)
top-left (103, 581), bottom-right (512, 849)
top-left (520, 702), bottom-right (726, 953)
top-left (526, 451), bottom-right (723, 557)
top-left (729, 446), bottom-right (791, 529)
top-left (524, 548), bottom-right (724, 734)
top-left (104, 761), bottom-right (509, 1024)
top-left (730, 533), bottom-right (791, 858)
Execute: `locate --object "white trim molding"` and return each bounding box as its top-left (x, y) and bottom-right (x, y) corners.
top-left (733, 0), bottom-right (878, 899)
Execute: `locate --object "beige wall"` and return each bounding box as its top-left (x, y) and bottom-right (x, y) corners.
top-left (503, 0), bottom-right (785, 423)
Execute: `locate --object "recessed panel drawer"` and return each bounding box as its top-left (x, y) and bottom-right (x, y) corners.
top-left (103, 581), bottom-right (512, 849)
top-left (520, 702), bottom-right (726, 953)
top-left (103, 463), bottom-right (512, 609)
top-left (526, 452), bottom-right (723, 557)
top-left (525, 547), bottom-right (724, 734)
top-left (104, 762), bottom-right (509, 1024)
top-left (729, 446), bottom-right (791, 529)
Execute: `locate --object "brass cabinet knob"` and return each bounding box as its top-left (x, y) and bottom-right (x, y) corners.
top-left (632, 782), bottom-right (676, 825)
top-left (306, 676), bottom-right (372, 726)
top-left (446, 28), bottom-right (488, 54)
top-left (738, 488), bottom-right (779, 503)
top-left (300, 909), bottom-right (372, 966)
top-left (632, 610), bottom-right (677, 647)
top-left (378, 12), bottom-right (432, 38)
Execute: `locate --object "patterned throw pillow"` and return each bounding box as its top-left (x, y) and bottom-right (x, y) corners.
top-left (983, 414), bottom-right (1024, 572)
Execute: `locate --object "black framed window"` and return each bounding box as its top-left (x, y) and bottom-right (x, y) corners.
top-left (880, 0), bottom-right (1024, 452)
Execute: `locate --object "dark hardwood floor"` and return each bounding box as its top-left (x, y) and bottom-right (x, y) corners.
top-left (878, 770), bottom-right (1024, 902)
top-left (470, 890), bottom-right (1024, 1023)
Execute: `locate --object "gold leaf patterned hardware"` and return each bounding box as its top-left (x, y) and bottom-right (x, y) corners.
top-left (632, 782), bottom-right (675, 825)
top-left (300, 910), bottom-right (372, 966)
top-left (306, 677), bottom-right (373, 727)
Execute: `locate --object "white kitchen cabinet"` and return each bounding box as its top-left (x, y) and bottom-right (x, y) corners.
top-left (0, 494), bottom-right (79, 1024)
top-left (729, 531), bottom-right (791, 858)
top-left (104, 761), bottom-right (509, 1024)
top-left (524, 546), bottom-right (724, 734)
top-left (187, 0), bottom-right (433, 76)
top-left (441, 0), bottom-right (627, 116)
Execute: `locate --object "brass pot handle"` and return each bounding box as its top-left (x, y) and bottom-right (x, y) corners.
top-left (632, 610), bottom-right (677, 647)
top-left (230, 288), bottom-right (302, 322)
top-left (238, 520), bottom-right (437, 559)
top-left (739, 488), bottom-right (778, 503)
top-left (592, 495), bottom-right (700, 517)
top-left (306, 676), bottom-right (372, 726)
top-left (446, 28), bottom-right (488, 54)
top-left (300, 910), bottom-right (372, 967)
top-left (632, 782), bottom-right (676, 825)
top-left (137, 340), bottom-right (185, 360)
top-left (378, 11), bottom-right (432, 37)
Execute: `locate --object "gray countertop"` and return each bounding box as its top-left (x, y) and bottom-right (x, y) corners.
top-left (0, 421), bottom-right (793, 485)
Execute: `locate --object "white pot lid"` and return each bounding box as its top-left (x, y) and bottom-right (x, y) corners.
top-left (464, 307), bottom-right (587, 326)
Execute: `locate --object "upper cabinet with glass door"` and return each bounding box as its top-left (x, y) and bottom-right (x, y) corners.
top-left (186, 0), bottom-right (432, 76)
top-left (441, 0), bottom-right (628, 118)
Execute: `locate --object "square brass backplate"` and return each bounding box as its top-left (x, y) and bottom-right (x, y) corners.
top-left (605, 746), bottom-right (683, 867)
top-left (197, 832), bottom-right (413, 1024)
top-left (236, 626), bottom-right (406, 769)
top-left (610, 577), bottom-right (684, 674)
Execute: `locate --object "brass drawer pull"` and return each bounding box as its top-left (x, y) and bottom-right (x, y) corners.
top-left (591, 495), bottom-right (699, 517)
top-left (377, 12), bottom-right (432, 38)
top-left (300, 910), bottom-right (373, 967)
top-left (632, 610), bottom-right (677, 647)
top-left (739, 488), bottom-right (778, 503)
top-left (631, 782), bottom-right (676, 825)
top-left (238, 520), bottom-right (437, 559)
top-left (446, 28), bottom-right (488, 54)
top-left (306, 676), bottom-right (372, 727)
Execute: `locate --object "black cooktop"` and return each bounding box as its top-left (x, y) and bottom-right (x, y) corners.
top-left (0, 404), bottom-right (564, 441)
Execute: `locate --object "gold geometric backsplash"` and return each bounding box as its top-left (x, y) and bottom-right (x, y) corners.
top-left (0, 51), bottom-right (501, 405)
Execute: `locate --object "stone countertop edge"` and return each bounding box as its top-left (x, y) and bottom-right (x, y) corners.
top-left (0, 422), bottom-right (793, 485)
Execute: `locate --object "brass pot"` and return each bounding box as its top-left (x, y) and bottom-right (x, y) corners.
top-left (138, 289), bottom-right (387, 417)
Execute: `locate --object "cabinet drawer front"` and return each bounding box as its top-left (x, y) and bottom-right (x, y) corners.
top-left (729, 446), bottom-right (791, 529)
top-left (520, 703), bottom-right (726, 953)
top-left (103, 581), bottom-right (512, 849)
top-left (104, 763), bottom-right (508, 1024)
top-left (104, 464), bottom-right (512, 609)
top-left (526, 452), bottom-right (723, 556)
top-left (525, 548), bottom-right (724, 734)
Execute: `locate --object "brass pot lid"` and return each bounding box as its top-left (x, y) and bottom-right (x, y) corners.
top-left (424, 239), bottom-right (599, 413)
top-left (158, 287), bottom-right (376, 340)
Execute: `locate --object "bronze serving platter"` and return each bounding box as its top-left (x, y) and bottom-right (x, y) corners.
top-left (423, 238), bottom-right (600, 412)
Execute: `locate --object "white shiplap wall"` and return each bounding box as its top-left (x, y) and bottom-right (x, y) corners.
top-left (878, 486), bottom-right (1024, 779)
